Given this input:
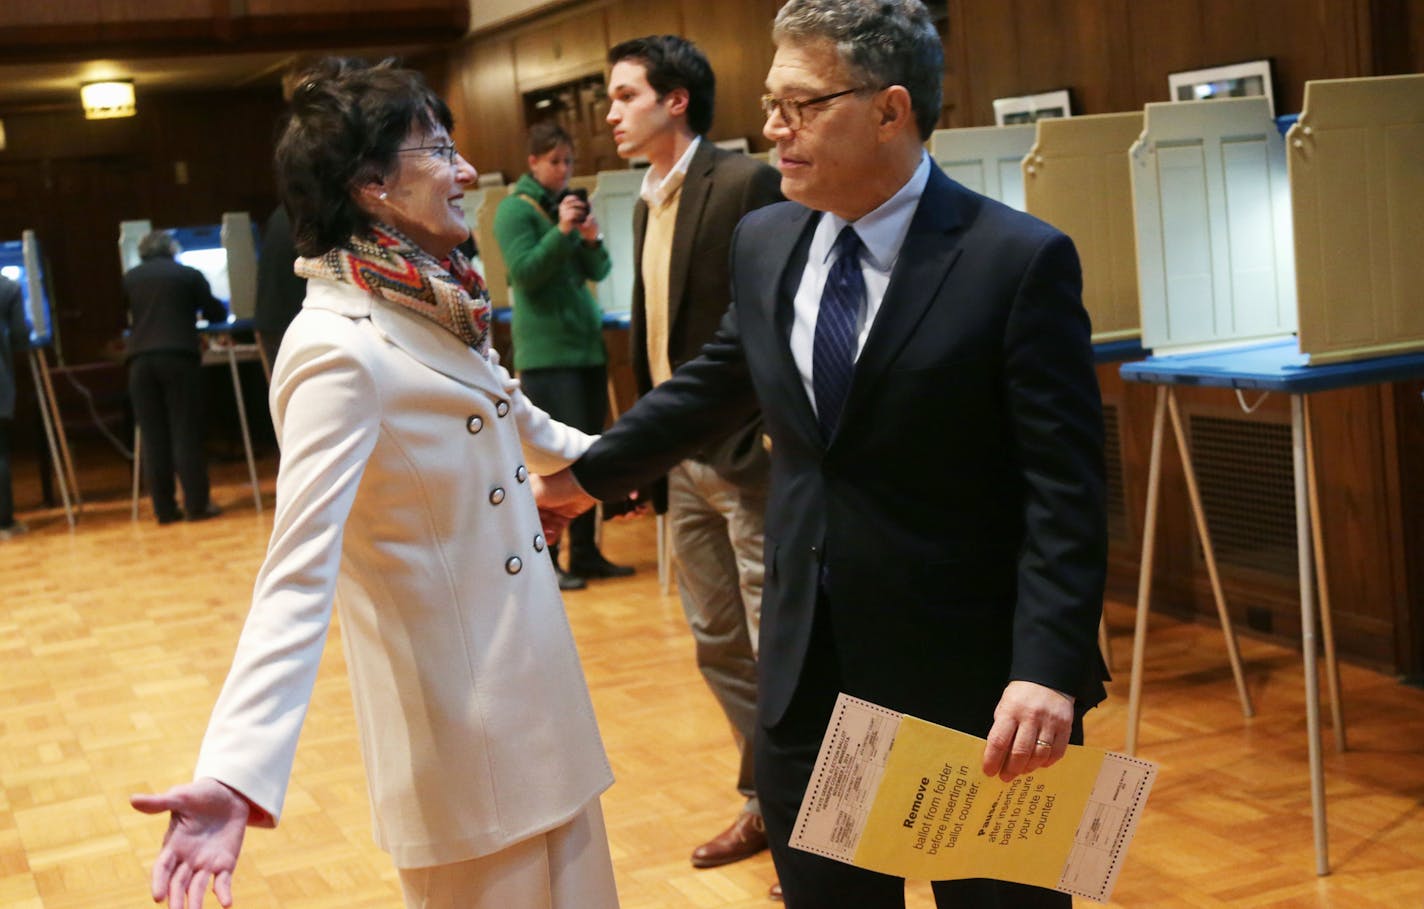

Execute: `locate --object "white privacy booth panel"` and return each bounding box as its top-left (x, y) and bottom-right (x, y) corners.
top-left (221, 212), bottom-right (257, 320)
top-left (467, 185), bottom-right (514, 310)
top-left (1130, 97), bottom-right (1297, 355)
top-left (1024, 112), bottom-right (1144, 342)
top-left (929, 124), bottom-right (1036, 210)
top-left (591, 169), bottom-right (643, 315)
top-left (457, 187), bottom-right (491, 286)
top-left (1288, 74), bottom-right (1424, 364)
top-left (118, 220), bottom-right (151, 273)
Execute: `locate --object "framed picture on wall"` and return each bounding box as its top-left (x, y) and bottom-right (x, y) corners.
top-left (1168, 60), bottom-right (1275, 116)
top-left (991, 89), bottom-right (1072, 126)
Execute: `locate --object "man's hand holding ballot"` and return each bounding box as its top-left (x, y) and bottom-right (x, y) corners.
top-left (790, 695), bottom-right (1156, 903)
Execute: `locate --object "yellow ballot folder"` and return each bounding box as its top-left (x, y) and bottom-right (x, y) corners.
top-left (790, 694), bottom-right (1156, 903)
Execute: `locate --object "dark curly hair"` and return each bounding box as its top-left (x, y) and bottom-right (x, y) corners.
top-left (275, 57), bottom-right (453, 256)
top-left (607, 36), bottom-right (716, 136)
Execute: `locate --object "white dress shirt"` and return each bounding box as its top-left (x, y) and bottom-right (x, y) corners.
top-left (790, 151), bottom-right (932, 415)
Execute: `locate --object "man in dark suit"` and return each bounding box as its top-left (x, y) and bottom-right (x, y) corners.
top-left (605, 34), bottom-right (783, 871)
top-left (542, 1), bottom-right (1107, 905)
top-left (0, 272), bottom-right (30, 539)
top-left (125, 230), bottom-right (228, 524)
top-left (254, 202), bottom-right (307, 376)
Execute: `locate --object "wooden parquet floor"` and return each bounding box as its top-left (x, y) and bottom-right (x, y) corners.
top-left (1, 456), bottom-right (1422, 908)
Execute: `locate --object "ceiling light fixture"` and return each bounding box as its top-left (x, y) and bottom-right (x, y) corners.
top-left (81, 80), bottom-right (136, 119)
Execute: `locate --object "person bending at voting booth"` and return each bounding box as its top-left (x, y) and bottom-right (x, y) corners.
top-left (124, 230), bottom-right (228, 524)
top-left (538, 1), bottom-right (1108, 906)
top-left (0, 272), bottom-right (30, 540)
top-left (130, 58), bottom-right (618, 909)
top-left (493, 121), bottom-right (634, 590)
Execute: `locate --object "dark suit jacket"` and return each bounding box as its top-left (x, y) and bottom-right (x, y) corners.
top-left (0, 275), bottom-right (29, 419)
top-left (575, 164), bottom-right (1108, 733)
top-left (254, 204), bottom-right (307, 337)
top-left (630, 141), bottom-right (782, 504)
top-left (124, 257), bottom-right (227, 359)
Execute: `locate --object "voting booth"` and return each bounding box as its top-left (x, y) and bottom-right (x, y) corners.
top-left (1131, 96), bottom-right (1298, 356)
top-left (1120, 74), bottom-right (1424, 875)
top-left (463, 185), bottom-right (514, 311)
top-left (929, 124), bottom-right (1036, 211)
top-left (1, 231), bottom-right (81, 526)
top-left (589, 168), bottom-right (642, 317)
top-left (119, 213), bottom-right (257, 319)
top-left (1287, 74), bottom-right (1424, 364)
top-left (119, 216), bottom-right (263, 516)
top-left (1023, 112), bottom-right (1144, 343)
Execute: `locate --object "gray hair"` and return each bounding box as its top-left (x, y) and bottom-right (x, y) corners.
top-left (138, 230), bottom-right (180, 260)
top-left (773, 0), bottom-right (943, 140)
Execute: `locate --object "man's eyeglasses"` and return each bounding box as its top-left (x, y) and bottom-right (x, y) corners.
top-left (397, 142), bottom-right (459, 165)
top-left (760, 87), bottom-right (865, 130)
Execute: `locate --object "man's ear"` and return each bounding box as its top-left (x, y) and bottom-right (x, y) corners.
top-left (664, 87), bottom-right (691, 119)
top-left (877, 85), bottom-right (915, 138)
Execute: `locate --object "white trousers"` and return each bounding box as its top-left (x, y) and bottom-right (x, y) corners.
top-left (396, 799), bottom-right (618, 909)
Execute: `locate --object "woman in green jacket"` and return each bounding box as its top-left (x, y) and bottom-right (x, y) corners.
top-left (494, 122), bottom-right (632, 588)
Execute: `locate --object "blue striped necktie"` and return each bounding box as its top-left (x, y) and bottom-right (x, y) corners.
top-left (813, 226), bottom-right (865, 440)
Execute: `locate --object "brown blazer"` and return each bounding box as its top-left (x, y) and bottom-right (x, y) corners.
top-left (629, 139), bottom-right (782, 503)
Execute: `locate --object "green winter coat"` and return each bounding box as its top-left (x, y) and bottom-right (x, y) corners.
top-left (493, 172), bottom-right (611, 371)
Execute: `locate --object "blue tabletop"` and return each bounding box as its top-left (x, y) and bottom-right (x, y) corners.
top-left (1094, 338), bottom-right (1146, 365)
top-left (1120, 338), bottom-right (1424, 393)
top-left (199, 317), bottom-right (256, 334)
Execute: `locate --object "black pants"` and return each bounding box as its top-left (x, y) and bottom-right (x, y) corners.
top-left (518, 364), bottom-right (607, 564)
top-left (129, 352), bottom-right (210, 521)
top-left (0, 417), bottom-right (14, 529)
top-left (756, 599), bottom-right (1077, 909)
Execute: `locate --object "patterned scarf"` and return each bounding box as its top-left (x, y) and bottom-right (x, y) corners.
top-left (295, 223), bottom-right (492, 354)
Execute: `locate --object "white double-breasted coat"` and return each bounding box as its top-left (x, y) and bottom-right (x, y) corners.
top-left (195, 277), bottom-right (612, 869)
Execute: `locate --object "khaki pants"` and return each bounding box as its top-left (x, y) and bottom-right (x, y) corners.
top-left (397, 800), bottom-right (618, 909)
top-left (667, 459), bottom-right (767, 813)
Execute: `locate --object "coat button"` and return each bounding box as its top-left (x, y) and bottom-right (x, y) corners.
top-left (505, 556), bottom-right (523, 575)
top-left (466, 415), bottom-right (484, 434)
top-left (533, 533), bottom-right (546, 552)
top-left (496, 400), bottom-right (510, 417)
top-left (515, 465), bottom-right (528, 483)
top-left (489, 487), bottom-right (506, 505)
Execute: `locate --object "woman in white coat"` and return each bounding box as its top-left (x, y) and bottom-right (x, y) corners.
top-left (131, 58), bottom-right (619, 909)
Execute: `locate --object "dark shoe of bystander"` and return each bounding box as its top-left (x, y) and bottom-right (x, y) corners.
top-left (567, 552), bottom-right (635, 580)
top-left (187, 503), bottom-right (224, 522)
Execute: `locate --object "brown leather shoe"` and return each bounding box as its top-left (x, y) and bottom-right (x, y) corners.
top-left (690, 812), bottom-right (768, 867)
top-left (769, 881), bottom-right (783, 900)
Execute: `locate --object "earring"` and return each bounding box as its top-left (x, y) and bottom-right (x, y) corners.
top-left (378, 191), bottom-right (389, 201)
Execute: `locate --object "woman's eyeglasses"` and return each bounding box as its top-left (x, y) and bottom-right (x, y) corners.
top-left (397, 142), bottom-right (459, 165)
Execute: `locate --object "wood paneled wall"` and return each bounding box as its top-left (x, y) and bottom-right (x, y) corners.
top-left (447, 0), bottom-right (783, 182)
top-left (443, 0), bottom-right (1423, 675)
top-left (0, 0), bottom-right (467, 60)
top-left (448, 0), bottom-right (1412, 180)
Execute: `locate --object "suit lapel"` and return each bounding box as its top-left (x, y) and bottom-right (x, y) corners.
top-left (837, 166), bottom-right (968, 433)
top-left (666, 141), bottom-right (717, 337)
top-left (755, 204), bottom-right (821, 446)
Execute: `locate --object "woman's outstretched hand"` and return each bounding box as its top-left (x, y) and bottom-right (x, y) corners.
top-left (130, 778), bottom-right (252, 908)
